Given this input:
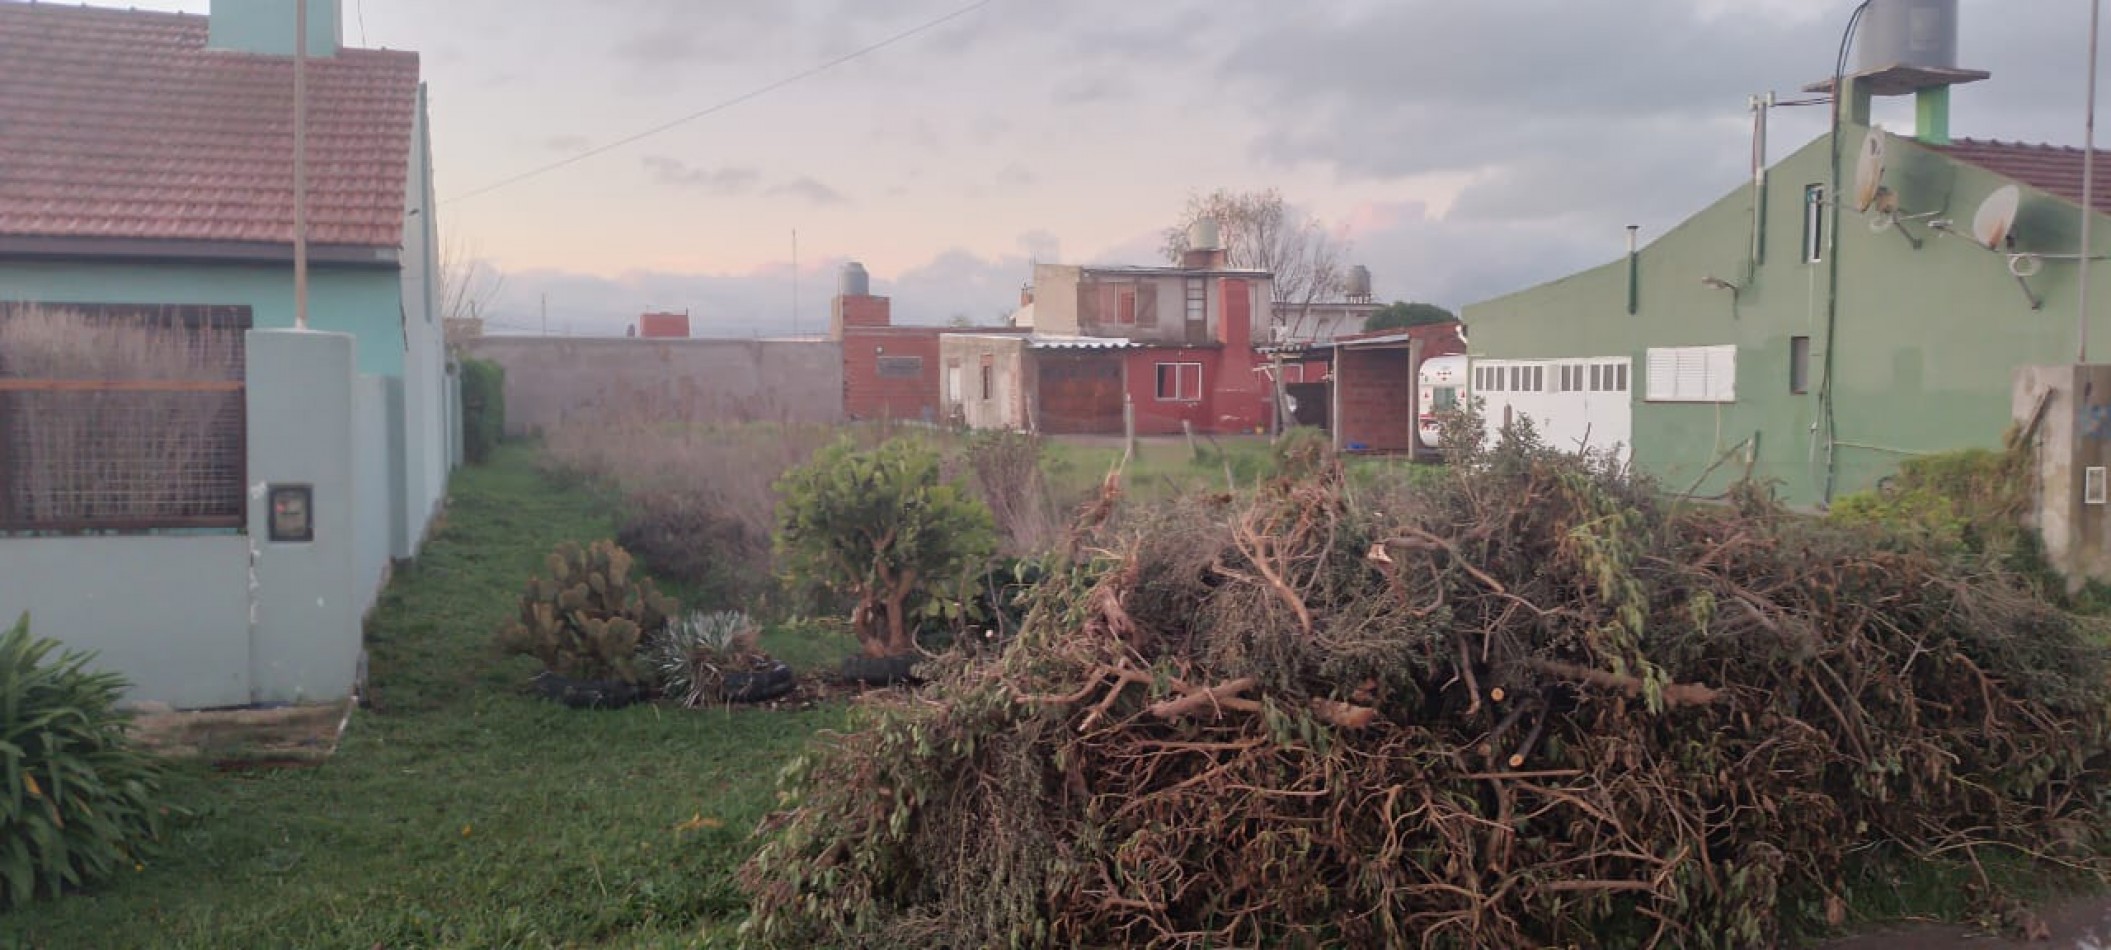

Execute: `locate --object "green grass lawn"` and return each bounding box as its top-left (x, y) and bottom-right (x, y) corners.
top-left (0, 445), bottom-right (846, 949)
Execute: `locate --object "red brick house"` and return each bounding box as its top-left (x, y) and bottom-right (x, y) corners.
top-left (941, 250), bottom-right (1276, 436)
top-left (832, 265), bottom-right (1024, 423)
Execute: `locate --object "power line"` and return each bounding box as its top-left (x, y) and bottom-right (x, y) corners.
top-left (443, 0), bottom-right (999, 206)
top-left (355, 0), bottom-right (368, 46)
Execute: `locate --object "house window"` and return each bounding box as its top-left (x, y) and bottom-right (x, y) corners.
top-left (1645, 345), bottom-right (1736, 403)
top-left (0, 302), bottom-right (251, 534)
top-left (1156, 362), bottom-right (1203, 402)
top-left (980, 364), bottom-right (994, 401)
top-left (1186, 278), bottom-right (1206, 323)
top-left (1116, 290), bottom-right (1137, 325)
top-left (875, 355), bottom-right (923, 379)
top-left (1615, 362), bottom-right (1629, 393)
top-left (1790, 336), bottom-right (1811, 394)
top-left (1803, 184), bottom-right (1825, 263)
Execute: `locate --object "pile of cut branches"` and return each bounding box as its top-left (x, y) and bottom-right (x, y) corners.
top-left (738, 426), bottom-right (2111, 949)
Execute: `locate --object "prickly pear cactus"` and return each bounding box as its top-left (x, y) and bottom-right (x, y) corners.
top-left (498, 540), bottom-right (676, 684)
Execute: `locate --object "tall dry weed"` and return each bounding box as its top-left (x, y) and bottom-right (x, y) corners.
top-left (0, 307), bottom-right (242, 524)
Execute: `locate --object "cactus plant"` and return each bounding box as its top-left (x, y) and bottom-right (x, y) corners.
top-left (498, 540), bottom-right (676, 685)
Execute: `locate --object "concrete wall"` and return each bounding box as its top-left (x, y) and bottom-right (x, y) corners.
top-left (247, 329), bottom-right (361, 705)
top-left (0, 537), bottom-right (253, 709)
top-left (940, 335), bottom-right (1028, 430)
top-left (466, 337), bottom-right (845, 435)
top-left (353, 375), bottom-right (391, 605)
top-left (400, 82), bottom-right (451, 553)
top-left (0, 330), bottom-right (365, 708)
top-left (2015, 364), bottom-right (2111, 587)
top-left (1464, 125), bottom-right (2111, 507)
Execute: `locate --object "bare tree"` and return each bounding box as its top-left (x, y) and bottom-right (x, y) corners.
top-left (439, 236), bottom-right (507, 350)
top-left (1161, 188), bottom-right (1349, 343)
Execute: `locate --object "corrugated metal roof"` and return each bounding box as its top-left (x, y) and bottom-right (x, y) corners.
top-left (1027, 335), bottom-right (1134, 350)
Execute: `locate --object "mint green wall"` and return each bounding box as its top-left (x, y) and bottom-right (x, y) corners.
top-left (1464, 126), bottom-right (2111, 507)
top-left (0, 261), bottom-right (406, 376)
top-left (207, 0), bottom-right (342, 58)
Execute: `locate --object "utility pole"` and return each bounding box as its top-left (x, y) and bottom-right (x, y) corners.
top-left (2083, 0), bottom-right (2101, 364)
top-left (540, 293), bottom-right (548, 337)
top-left (293, 0), bottom-right (310, 330)
top-left (792, 229), bottom-right (800, 336)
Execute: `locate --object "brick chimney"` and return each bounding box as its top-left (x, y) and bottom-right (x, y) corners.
top-left (829, 261), bottom-right (892, 339)
top-left (210, 0), bottom-right (343, 57)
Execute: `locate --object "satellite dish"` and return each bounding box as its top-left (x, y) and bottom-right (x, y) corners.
top-left (1972, 185), bottom-right (2022, 251)
top-left (2009, 254), bottom-right (2045, 278)
top-left (1852, 131), bottom-right (1888, 214)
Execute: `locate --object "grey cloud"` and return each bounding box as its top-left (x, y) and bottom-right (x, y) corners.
top-left (643, 157), bottom-right (763, 194)
top-left (1055, 74), bottom-right (1127, 105)
top-left (768, 177), bottom-right (852, 206)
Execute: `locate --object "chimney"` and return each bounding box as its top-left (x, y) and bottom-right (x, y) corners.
top-left (1182, 217), bottom-right (1229, 270)
top-left (209, 0), bottom-right (343, 57)
top-left (829, 261), bottom-right (892, 339)
top-left (1020, 285), bottom-right (1035, 308)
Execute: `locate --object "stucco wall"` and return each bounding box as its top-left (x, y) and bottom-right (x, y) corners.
top-left (353, 375), bottom-right (394, 605)
top-left (939, 335), bottom-right (1028, 430)
top-left (466, 337), bottom-right (845, 434)
top-left (0, 537), bottom-right (253, 709)
top-left (1464, 126), bottom-right (2111, 507)
top-left (400, 82), bottom-right (450, 553)
top-left (0, 330), bottom-right (365, 708)
top-left (247, 329), bottom-right (361, 705)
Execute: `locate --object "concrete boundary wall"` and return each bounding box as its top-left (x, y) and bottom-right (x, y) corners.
top-left (465, 337), bottom-right (844, 435)
top-left (0, 537), bottom-right (253, 709)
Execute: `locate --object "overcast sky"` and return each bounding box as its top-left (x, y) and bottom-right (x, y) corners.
top-left (115, 0), bottom-right (2105, 335)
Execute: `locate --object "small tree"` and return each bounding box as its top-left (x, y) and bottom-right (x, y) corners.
top-left (775, 438), bottom-right (996, 657)
top-left (1364, 301), bottom-right (1457, 333)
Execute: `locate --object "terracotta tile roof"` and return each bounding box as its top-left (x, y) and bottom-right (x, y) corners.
top-left (0, 2), bottom-right (419, 249)
top-left (1932, 138), bottom-right (2111, 216)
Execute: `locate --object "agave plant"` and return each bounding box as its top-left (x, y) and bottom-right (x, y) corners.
top-left (647, 611), bottom-right (763, 706)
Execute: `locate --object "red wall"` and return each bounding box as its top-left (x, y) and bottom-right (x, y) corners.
top-left (1334, 347), bottom-right (1417, 452)
top-left (841, 327), bottom-right (946, 423)
top-left (638, 312), bottom-right (689, 339)
top-left (1120, 346), bottom-right (1270, 436)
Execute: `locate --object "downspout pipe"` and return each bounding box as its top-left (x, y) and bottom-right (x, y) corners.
top-left (1820, 1), bottom-right (1874, 507)
top-left (1626, 226), bottom-right (1640, 315)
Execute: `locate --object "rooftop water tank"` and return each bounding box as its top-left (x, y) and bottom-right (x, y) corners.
top-left (839, 262), bottom-right (870, 297)
top-left (1860, 0), bottom-right (1959, 73)
top-left (1345, 265), bottom-right (1373, 299)
top-left (1187, 218), bottom-right (1222, 251)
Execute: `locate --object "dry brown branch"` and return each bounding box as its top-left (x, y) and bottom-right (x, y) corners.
top-left (1148, 678), bottom-right (1261, 721)
top-left (1523, 659), bottom-right (1722, 707)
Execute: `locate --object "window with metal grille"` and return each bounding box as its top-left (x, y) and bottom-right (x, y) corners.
top-left (875, 355), bottom-right (924, 379)
top-left (0, 303), bottom-right (250, 534)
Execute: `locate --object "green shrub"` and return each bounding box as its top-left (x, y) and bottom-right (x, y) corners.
top-left (497, 541), bottom-right (676, 684)
top-left (0, 614), bottom-right (171, 910)
top-left (460, 358), bottom-right (506, 465)
top-left (1830, 446), bottom-right (2030, 558)
top-left (774, 438), bottom-right (996, 658)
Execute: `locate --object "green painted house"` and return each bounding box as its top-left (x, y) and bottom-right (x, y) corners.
top-left (1463, 67), bottom-right (2110, 509)
top-left (0, 0), bottom-right (458, 708)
